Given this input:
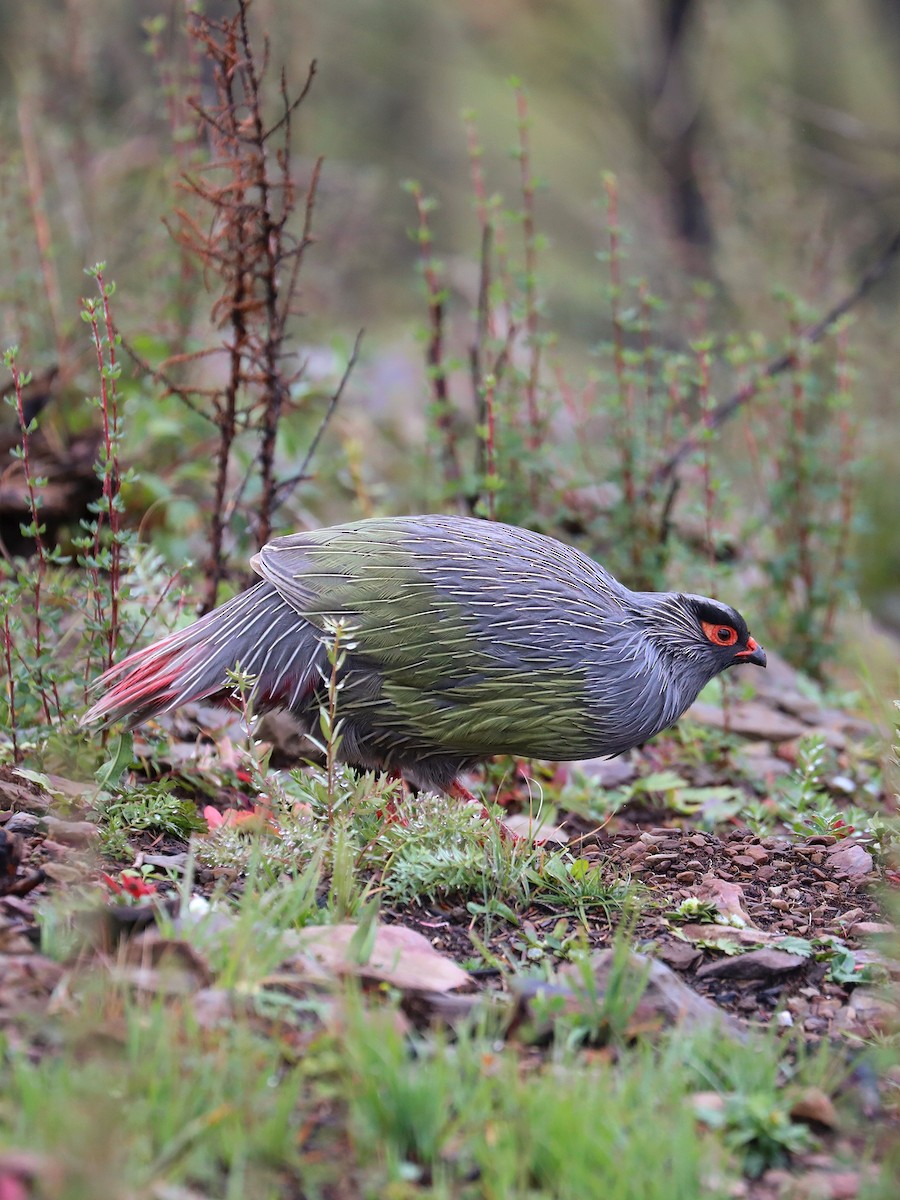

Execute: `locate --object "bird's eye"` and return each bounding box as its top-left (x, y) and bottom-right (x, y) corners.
top-left (701, 621), bottom-right (738, 647)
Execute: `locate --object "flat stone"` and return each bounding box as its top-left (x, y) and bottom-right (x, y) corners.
top-left (735, 751), bottom-right (792, 779)
top-left (686, 700), bottom-right (808, 742)
top-left (562, 950), bottom-right (745, 1035)
top-left (657, 941), bottom-right (703, 971)
top-left (743, 844), bottom-right (769, 863)
top-left (824, 842), bottom-right (874, 881)
top-left (3, 812), bottom-right (41, 836)
top-left (567, 755), bottom-right (636, 788)
top-left (851, 921), bottom-right (894, 937)
top-left (42, 817), bottom-right (98, 846)
top-left (502, 813), bottom-right (568, 845)
top-left (695, 949), bottom-right (807, 980)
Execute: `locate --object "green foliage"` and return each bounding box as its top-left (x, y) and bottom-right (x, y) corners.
top-left (0, 994), bottom-right (314, 1198)
top-left (679, 1030), bottom-right (845, 1179)
top-left (526, 854), bottom-right (631, 926)
top-left (98, 780), bottom-right (207, 840)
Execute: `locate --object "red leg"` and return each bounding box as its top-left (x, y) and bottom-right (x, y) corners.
top-left (447, 779), bottom-right (530, 845)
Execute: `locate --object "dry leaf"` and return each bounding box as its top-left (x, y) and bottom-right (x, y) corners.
top-left (696, 875), bottom-right (753, 926)
top-left (290, 922), bottom-right (471, 993)
top-left (790, 1086), bottom-right (840, 1129)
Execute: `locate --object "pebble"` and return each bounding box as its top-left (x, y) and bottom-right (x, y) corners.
top-left (43, 817), bottom-right (98, 846)
top-left (4, 812), bottom-right (41, 835)
top-left (569, 755), bottom-right (636, 788)
top-left (743, 844), bottom-right (769, 863)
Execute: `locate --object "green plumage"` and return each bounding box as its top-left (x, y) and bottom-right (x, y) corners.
top-left (254, 519), bottom-right (597, 761)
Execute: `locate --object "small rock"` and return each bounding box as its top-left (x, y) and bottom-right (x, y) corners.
top-left (687, 700), bottom-right (808, 742)
top-left (559, 949), bottom-right (745, 1035)
top-left (42, 817), bottom-right (98, 846)
top-left (568, 756), bottom-right (636, 788)
top-left (790, 1087), bottom-right (839, 1129)
top-left (851, 921), bottom-right (894, 937)
top-left (808, 725), bottom-right (847, 751)
top-left (743, 844), bottom-right (769, 864)
top-left (501, 813), bottom-right (569, 844)
top-left (735, 751), bottom-right (792, 779)
top-left (697, 875), bottom-right (753, 925)
top-left (835, 907), bottom-right (866, 929)
top-left (657, 941), bottom-right (702, 971)
top-left (838, 989), bottom-right (900, 1036)
top-left (3, 812), bottom-right (41, 836)
top-left (793, 1170), bottom-right (863, 1200)
top-left (695, 949), bottom-right (807, 980)
top-left (619, 841), bottom-right (648, 861)
top-left (830, 775), bottom-right (857, 795)
top-left (824, 842), bottom-right (874, 881)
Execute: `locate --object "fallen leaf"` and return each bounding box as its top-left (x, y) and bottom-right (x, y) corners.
top-left (289, 923), bottom-right (471, 993)
top-left (501, 813), bottom-right (569, 844)
top-left (678, 923), bottom-right (771, 947)
top-left (696, 875), bottom-right (753, 926)
top-left (790, 1087), bottom-right (840, 1129)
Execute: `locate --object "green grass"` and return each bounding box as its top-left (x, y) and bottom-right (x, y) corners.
top-left (0, 941), bottom-right (861, 1200)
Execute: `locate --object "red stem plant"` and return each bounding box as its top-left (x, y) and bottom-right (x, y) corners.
top-left (406, 180), bottom-right (462, 497)
top-left (84, 267), bottom-right (124, 671)
top-left (3, 351), bottom-right (61, 722)
top-left (513, 85), bottom-right (543, 458)
top-left (138, 0), bottom-right (353, 612)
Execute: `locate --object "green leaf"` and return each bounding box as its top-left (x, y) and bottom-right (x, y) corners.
top-left (95, 731), bottom-right (134, 791)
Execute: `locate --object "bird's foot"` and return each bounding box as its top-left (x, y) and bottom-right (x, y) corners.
top-left (447, 780), bottom-right (532, 846)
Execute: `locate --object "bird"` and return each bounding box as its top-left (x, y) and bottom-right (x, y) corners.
top-left (83, 514), bottom-right (766, 792)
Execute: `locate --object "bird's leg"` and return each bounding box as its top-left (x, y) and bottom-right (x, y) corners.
top-left (447, 779), bottom-right (478, 805)
top-left (448, 779), bottom-right (530, 845)
top-left (375, 769), bottom-right (410, 827)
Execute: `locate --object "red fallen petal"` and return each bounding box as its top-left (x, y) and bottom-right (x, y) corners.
top-left (119, 872), bottom-right (157, 898)
top-left (235, 768), bottom-right (253, 783)
top-left (100, 872), bottom-right (125, 894)
top-left (203, 805), bottom-right (225, 830)
top-left (222, 809), bottom-right (258, 826)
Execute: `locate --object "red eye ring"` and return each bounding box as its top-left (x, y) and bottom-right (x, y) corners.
top-left (701, 621), bottom-right (738, 647)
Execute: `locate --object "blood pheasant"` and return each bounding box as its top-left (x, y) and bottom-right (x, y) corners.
top-left (84, 515), bottom-right (766, 789)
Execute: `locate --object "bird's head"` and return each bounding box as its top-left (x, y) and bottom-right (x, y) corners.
top-left (637, 592), bottom-right (766, 678)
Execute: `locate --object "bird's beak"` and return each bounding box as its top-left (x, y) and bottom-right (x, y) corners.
top-left (734, 636), bottom-right (766, 667)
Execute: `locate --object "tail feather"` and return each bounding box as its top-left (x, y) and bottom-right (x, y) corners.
top-left (82, 582), bottom-right (323, 728)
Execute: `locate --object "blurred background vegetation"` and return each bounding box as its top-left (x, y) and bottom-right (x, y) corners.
top-left (0, 0), bottom-right (898, 690)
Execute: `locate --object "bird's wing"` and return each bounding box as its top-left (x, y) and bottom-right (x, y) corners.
top-left (251, 515), bottom-right (624, 758)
